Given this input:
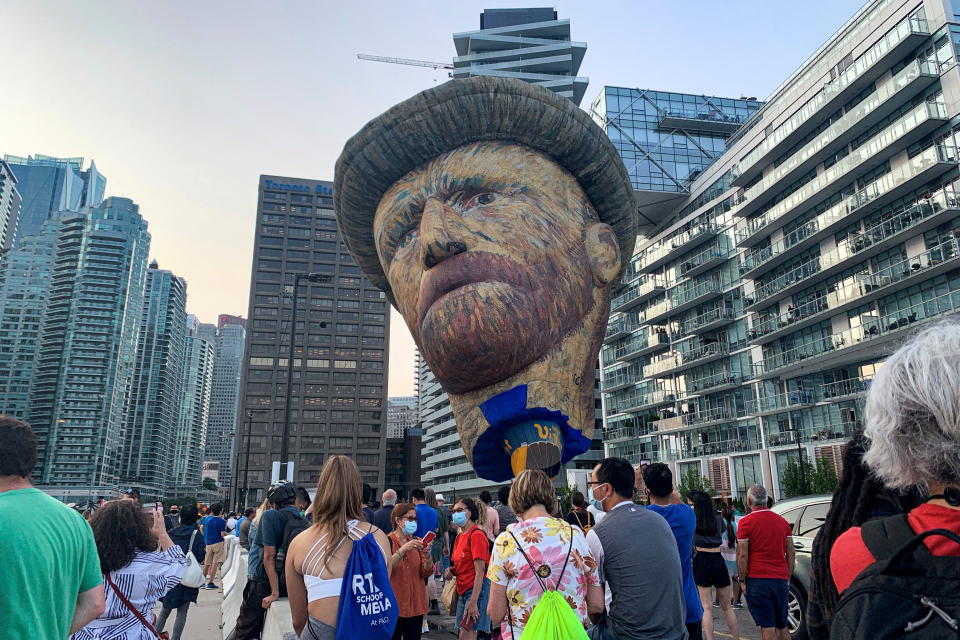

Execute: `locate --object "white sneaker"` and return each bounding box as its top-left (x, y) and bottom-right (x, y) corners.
top-left (422, 620), bottom-right (430, 633)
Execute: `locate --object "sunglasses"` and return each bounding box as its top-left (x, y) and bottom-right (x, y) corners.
top-left (452, 507), bottom-right (467, 514)
top-left (400, 515), bottom-right (417, 522)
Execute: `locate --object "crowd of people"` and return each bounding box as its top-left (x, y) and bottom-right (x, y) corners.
top-left (3, 322), bottom-right (960, 640)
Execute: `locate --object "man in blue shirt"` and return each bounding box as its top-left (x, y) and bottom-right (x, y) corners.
top-left (644, 463), bottom-right (704, 640)
top-left (412, 487), bottom-right (438, 539)
top-left (201, 503), bottom-right (227, 589)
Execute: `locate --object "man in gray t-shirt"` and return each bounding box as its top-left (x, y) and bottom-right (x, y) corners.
top-left (585, 458), bottom-right (687, 640)
top-left (494, 485), bottom-right (517, 533)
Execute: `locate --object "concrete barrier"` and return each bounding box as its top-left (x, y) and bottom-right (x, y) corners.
top-left (223, 549), bottom-right (247, 599)
top-left (262, 600), bottom-right (297, 640)
top-left (223, 535), bottom-right (239, 568)
top-left (221, 555), bottom-right (248, 640)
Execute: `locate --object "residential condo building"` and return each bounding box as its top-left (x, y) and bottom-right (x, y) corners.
top-left (453, 8), bottom-right (589, 105)
top-left (238, 176), bottom-right (390, 501)
top-left (3, 154), bottom-right (106, 248)
top-left (121, 261), bottom-right (188, 496)
top-left (0, 159), bottom-right (21, 249)
top-left (599, 0), bottom-right (960, 500)
top-left (171, 315), bottom-right (215, 495)
top-left (202, 314), bottom-right (247, 491)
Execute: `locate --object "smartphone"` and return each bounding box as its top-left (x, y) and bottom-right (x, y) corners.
top-left (141, 502), bottom-right (157, 511)
top-left (460, 613), bottom-right (475, 632)
top-left (421, 531), bottom-right (437, 546)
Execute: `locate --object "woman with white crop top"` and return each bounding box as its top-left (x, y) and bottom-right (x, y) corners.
top-left (285, 456), bottom-right (392, 640)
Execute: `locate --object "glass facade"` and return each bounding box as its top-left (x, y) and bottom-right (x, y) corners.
top-left (600, 1), bottom-right (960, 498)
top-left (172, 319), bottom-right (214, 494)
top-left (591, 88), bottom-right (762, 192)
top-left (238, 176), bottom-right (390, 499)
top-left (202, 316), bottom-right (246, 489)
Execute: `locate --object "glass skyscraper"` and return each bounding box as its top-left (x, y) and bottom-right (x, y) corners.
top-left (27, 197), bottom-right (150, 499)
top-left (122, 261), bottom-right (188, 497)
top-left (3, 154), bottom-right (106, 248)
top-left (238, 176), bottom-right (390, 501)
top-left (0, 159), bottom-right (21, 250)
top-left (172, 315), bottom-right (215, 495)
top-left (600, 0), bottom-right (960, 501)
top-left (202, 314), bottom-right (246, 492)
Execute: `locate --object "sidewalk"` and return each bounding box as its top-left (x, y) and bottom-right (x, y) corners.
top-left (157, 585), bottom-right (224, 638)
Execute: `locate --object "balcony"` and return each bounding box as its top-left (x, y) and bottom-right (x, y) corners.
top-left (740, 186), bottom-right (960, 282)
top-left (677, 243), bottom-right (733, 280)
top-left (604, 315), bottom-right (644, 341)
top-left (644, 341), bottom-right (730, 378)
top-left (640, 224), bottom-right (721, 272)
top-left (655, 406), bottom-right (739, 432)
top-left (681, 370), bottom-right (743, 398)
top-left (649, 280), bottom-right (725, 323)
top-left (732, 12), bottom-right (931, 186)
top-left (605, 387), bottom-right (676, 415)
top-left (611, 330), bottom-right (671, 362)
top-left (766, 421), bottom-right (858, 447)
top-left (818, 376), bottom-right (871, 402)
top-left (746, 389), bottom-right (815, 417)
top-left (678, 306), bottom-right (738, 337)
top-left (658, 109), bottom-right (749, 135)
top-left (752, 287), bottom-right (960, 380)
top-left (612, 278), bottom-right (666, 312)
top-left (735, 101), bottom-right (948, 235)
top-left (601, 365), bottom-right (643, 392)
top-left (662, 436), bottom-right (759, 461)
top-left (734, 60), bottom-right (938, 205)
top-left (748, 235), bottom-right (960, 324)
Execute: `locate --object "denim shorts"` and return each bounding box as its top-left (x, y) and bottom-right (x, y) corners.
top-left (454, 578), bottom-right (492, 633)
top-left (746, 578), bottom-right (789, 629)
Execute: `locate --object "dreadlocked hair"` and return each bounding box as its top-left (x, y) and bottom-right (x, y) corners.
top-left (809, 434), bottom-right (922, 621)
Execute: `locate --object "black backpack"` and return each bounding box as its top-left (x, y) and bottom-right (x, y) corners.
top-left (831, 514), bottom-right (960, 639)
top-left (274, 508), bottom-right (310, 597)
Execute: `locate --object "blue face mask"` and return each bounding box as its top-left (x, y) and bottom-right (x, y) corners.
top-left (452, 511), bottom-right (468, 527)
top-left (403, 520), bottom-right (418, 535)
top-left (589, 485), bottom-right (606, 512)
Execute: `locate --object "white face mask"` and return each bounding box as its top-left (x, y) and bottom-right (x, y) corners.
top-left (589, 484), bottom-right (606, 511)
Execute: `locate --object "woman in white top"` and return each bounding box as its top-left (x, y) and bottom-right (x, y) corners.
top-left (71, 500), bottom-right (186, 640)
top-left (286, 455), bottom-right (391, 640)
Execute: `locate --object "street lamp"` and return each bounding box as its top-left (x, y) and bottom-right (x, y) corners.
top-left (241, 408), bottom-right (266, 508)
top-left (786, 423), bottom-right (809, 495)
top-left (280, 272), bottom-right (332, 481)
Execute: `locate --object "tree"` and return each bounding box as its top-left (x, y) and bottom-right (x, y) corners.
top-left (678, 468), bottom-right (712, 501)
top-left (556, 484), bottom-right (576, 515)
top-left (781, 458), bottom-right (839, 498)
top-left (201, 477), bottom-right (218, 491)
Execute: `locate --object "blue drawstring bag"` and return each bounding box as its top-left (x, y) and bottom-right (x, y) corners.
top-left (336, 532), bottom-right (398, 640)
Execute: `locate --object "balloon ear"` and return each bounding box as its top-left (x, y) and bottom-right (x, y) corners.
top-left (586, 223), bottom-right (621, 286)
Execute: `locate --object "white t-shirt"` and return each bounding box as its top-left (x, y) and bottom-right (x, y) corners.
top-left (226, 517), bottom-right (237, 532)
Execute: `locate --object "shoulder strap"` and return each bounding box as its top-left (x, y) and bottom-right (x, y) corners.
top-left (187, 529), bottom-right (197, 554)
top-left (862, 514), bottom-right (920, 562)
top-left (105, 573), bottom-right (165, 639)
top-left (506, 522), bottom-right (575, 593)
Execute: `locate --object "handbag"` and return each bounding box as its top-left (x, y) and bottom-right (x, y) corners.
top-left (180, 529), bottom-right (206, 588)
top-left (105, 573), bottom-right (170, 640)
top-left (440, 575), bottom-right (459, 616)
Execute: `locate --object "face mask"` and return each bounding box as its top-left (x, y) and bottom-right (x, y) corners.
top-left (452, 511), bottom-right (468, 527)
top-left (403, 521), bottom-right (418, 535)
top-left (589, 485), bottom-right (606, 512)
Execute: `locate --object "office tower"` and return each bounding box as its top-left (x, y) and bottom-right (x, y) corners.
top-left (387, 396), bottom-right (417, 438)
top-left (453, 8), bottom-right (588, 105)
top-left (0, 159), bottom-right (21, 249)
top-left (30, 197), bottom-right (150, 500)
top-left (590, 89), bottom-right (763, 225)
top-left (238, 176), bottom-right (390, 500)
top-left (3, 154), bottom-right (106, 247)
top-left (202, 314), bottom-right (247, 491)
top-left (599, 0), bottom-right (958, 501)
top-left (171, 315), bottom-right (215, 495)
top-left (122, 261), bottom-right (188, 497)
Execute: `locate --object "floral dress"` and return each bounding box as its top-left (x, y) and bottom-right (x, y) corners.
top-left (487, 516), bottom-right (600, 639)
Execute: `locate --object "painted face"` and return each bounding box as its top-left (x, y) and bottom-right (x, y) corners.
top-left (373, 142), bottom-right (603, 394)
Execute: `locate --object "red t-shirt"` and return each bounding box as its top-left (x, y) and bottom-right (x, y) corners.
top-left (830, 504), bottom-right (960, 593)
top-left (452, 525), bottom-right (491, 595)
top-left (736, 507), bottom-right (792, 579)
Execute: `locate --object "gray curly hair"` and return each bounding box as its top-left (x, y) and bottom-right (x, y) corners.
top-left (863, 321), bottom-right (960, 491)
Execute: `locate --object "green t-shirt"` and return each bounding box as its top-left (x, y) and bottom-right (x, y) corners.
top-left (0, 488), bottom-right (102, 640)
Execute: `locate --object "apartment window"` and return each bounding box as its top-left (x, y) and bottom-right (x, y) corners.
top-left (357, 438), bottom-right (379, 449)
top-left (355, 454), bottom-right (380, 467)
top-left (336, 324), bottom-right (358, 333)
top-left (249, 357), bottom-right (273, 366)
top-left (306, 359), bottom-right (329, 368)
top-left (330, 436), bottom-right (353, 449)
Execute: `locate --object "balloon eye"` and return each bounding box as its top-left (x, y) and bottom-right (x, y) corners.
top-left (467, 193), bottom-right (498, 208)
top-left (398, 227), bottom-right (419, 249)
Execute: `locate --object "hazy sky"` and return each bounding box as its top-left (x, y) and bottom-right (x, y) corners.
top-left (0, 0), bottom-right (865, 396)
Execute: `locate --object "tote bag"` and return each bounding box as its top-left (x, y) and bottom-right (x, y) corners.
top-left (335, 532), bottom-right (398, 640)
top-left (180, 529), bottom-right (206, 588)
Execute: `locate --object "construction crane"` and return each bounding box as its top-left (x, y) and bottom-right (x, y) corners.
top-left (357, 53), bottom-right (453, 71)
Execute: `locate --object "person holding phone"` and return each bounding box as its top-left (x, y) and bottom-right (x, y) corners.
top-left (387, 503), bottom-right (434, 640)
top-left (444, 498), bottom-right (491, 640)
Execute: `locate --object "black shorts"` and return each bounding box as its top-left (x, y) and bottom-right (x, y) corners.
top-left (746, 578), bottom-right (789, 629)
top-left (693, 551), bottom-right (731, 588)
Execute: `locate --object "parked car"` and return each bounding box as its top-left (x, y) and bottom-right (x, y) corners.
top-left (769, 494), bottom-right (832, 640)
